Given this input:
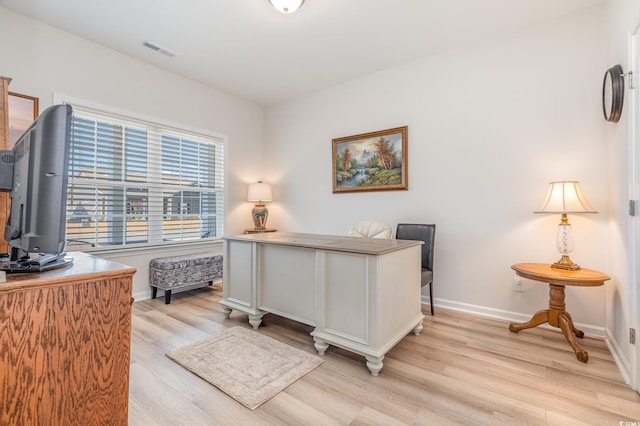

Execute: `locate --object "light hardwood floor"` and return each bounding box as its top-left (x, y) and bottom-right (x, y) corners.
top-left (129, 284), bottom-right (640, 425)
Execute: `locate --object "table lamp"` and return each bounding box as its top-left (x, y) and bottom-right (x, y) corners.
top-left (247, 182), bottom-right (272, 230)
top-left (534, 181), bottom-right (597, 270)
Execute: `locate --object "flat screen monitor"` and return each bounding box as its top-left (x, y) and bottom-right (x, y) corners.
top-left (0, 104), bottom-right (73, 272)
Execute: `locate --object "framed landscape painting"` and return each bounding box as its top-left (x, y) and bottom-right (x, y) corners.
top-left (8, 92), bottom-right (39, 147)
top-left (332, 126), bottom-right (408, 193)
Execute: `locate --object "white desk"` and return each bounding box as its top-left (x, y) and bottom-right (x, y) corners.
top-left (221, 232), bottom-right (424, 376)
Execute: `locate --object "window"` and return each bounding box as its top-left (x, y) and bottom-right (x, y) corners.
top-left (64, 103), bottom-right (224, 251)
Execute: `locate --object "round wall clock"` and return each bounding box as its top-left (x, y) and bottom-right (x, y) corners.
top-left (602, 64), bottom-right (624, 123)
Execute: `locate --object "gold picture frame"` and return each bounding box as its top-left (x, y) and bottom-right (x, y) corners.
top-left (8, 92), bottom-right (39, 147)
top-left (332, 126), bottom-right (408, 193)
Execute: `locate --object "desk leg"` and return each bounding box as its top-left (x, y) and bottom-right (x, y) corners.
top-left (412, 322), bottom-right (423, 336)
top-left (313, 336), bottom-right (329, 355)
top-left (222, 306), bottom-right (232, 319)
top-left (248, 312), bottom-right (265, 329)
top-left (365, 356), bottom-right (384, 377)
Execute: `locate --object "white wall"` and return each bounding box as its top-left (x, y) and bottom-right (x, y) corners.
top-left (264, 6), bottom-right (609, 332)
top-left (604, 0), bottom-right (640, 386)
top-left (0, 5), bottom-right (618, 339)
top-left (0, 7), bottom-right (264, 299)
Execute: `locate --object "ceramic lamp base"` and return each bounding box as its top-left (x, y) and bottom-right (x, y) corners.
top-left (252, 203), bottom-right (269, 230)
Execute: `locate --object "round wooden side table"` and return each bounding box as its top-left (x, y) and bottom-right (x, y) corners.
top-left (508, 263), bottom-right (610, 363)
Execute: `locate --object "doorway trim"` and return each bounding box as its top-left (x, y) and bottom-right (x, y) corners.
top-left (628, 20), bottom-right (640, 391)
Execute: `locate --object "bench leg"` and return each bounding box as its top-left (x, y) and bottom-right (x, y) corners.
top-left (164, 290), bottom-right (172, 304)
top-left (152, 287), bottom-right (158, 299)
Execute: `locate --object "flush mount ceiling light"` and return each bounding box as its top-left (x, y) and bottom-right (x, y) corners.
top-left (268, 0), bottom-right (305, 14)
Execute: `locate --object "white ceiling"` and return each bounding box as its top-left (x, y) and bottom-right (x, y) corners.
top-left (0, 0), bottom-right (603, 106)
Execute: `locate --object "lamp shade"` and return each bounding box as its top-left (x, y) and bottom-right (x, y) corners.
top-left (268, 0), bottom-right (305, 14)
top-left (535, 181), bottom-right (597, 214)
top-left (247, 182), bottom-right (272, 202)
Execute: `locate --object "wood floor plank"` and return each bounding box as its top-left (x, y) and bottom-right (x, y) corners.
top-left (278, 379), bottom-right (362, 424)
top-left (128, 286), bottom-right (640, 425)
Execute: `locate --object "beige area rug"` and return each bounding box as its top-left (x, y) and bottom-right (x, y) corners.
top-left (166, 326), bottom-right (324, 410)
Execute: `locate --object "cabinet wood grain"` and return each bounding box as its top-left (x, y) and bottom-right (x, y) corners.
top-left (0, 252), bottom-right (136, 425)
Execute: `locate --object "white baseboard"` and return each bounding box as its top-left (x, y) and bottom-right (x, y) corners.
top-left (425, 296), bottom-right (606, 338)
top-left (133, 290), bottom-right (153, 302)
top-left (605, 327), bottom-right (632, 386)
top-left (133, 280), bottom-right (222, 303)
top-left (134, 290), bottom-right (606, 339)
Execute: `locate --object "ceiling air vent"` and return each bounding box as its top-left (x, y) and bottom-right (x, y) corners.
top-left (142, 41), bottom-right (177, 58)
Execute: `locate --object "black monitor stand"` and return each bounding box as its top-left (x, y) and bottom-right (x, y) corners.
top-left (0, 248), bottom-right (73, 273)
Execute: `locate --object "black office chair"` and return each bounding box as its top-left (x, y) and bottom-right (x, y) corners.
top-left (396, 223), bottom-right (436, 315)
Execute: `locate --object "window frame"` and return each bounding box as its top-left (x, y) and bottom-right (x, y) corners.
top-left (55, 94), bottom-right (227, 253)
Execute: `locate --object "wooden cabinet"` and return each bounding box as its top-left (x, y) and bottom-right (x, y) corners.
top-left (0, 252), bottom-right (137, 425)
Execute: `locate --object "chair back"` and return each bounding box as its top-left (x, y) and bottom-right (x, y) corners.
top-left (348, 220), bottom-right (392, 239)
top-left (396, 223), bottom-right (435, 270)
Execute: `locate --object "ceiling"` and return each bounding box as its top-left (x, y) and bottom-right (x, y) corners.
top-left (0, 0), bottom-right (603, 106)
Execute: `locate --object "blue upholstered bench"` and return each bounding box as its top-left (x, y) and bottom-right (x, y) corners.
top-left (149, 253), bottom-right (223, 304)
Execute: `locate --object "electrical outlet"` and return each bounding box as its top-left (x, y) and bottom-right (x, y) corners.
top-left (513, 276), bottom-right (524, 293)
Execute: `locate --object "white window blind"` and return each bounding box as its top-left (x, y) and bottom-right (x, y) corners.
top-left (65, 104), bottom-right (224, 251)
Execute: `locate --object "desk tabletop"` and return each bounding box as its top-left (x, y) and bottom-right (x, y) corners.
top-left (512, 263), bottom-right (610, 287)
top-left (224, 231), bottom-right (423, 255)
